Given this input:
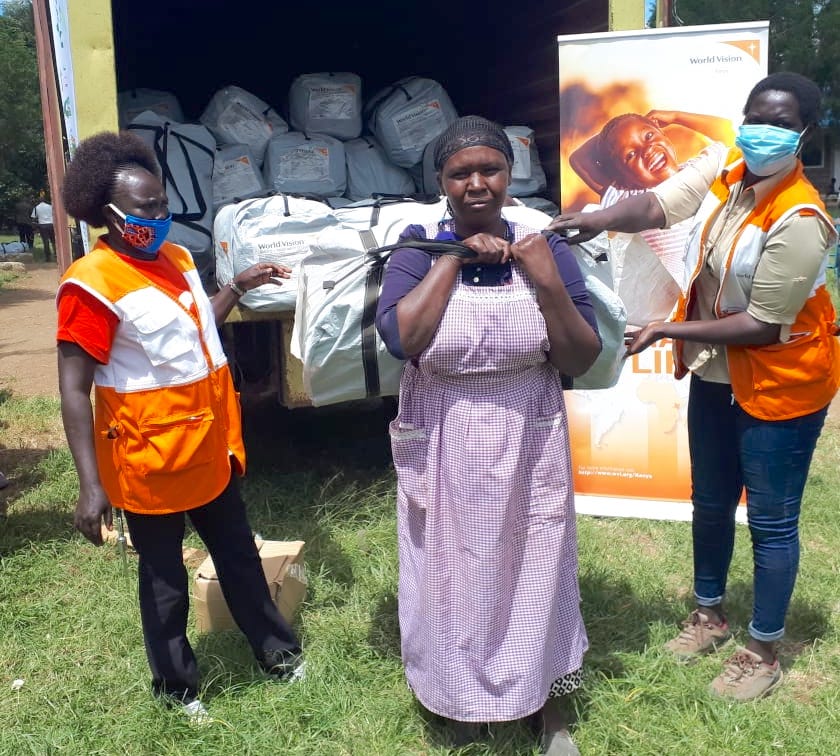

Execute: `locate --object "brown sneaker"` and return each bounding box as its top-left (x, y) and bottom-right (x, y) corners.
top-left (664, 610), bottom-right (731, 660)
top-left (710, 647), bottom-right (782, 701)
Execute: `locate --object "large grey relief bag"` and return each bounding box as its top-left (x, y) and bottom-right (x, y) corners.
top-left (364, 77), bottom-right (458, 168)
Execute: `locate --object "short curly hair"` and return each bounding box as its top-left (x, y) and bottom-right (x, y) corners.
top-left (744, 72), bottom-right (822, 128)
top-left (62, 131), bottom-right (161, 227)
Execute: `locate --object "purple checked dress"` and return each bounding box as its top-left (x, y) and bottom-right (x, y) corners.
top-left (377, 222), bottom-right (594, 722)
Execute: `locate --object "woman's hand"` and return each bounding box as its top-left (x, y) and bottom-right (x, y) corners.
top-left (460, 233), bottom-right (512, 265)
top-left (545, 212), bottom-right (605, 245)
top-left (234, 262), bottom-right (291, 293)
top-left (624, 322), bottom-right (666, 356)
top-left (74, 484), bottom-right (112, 546)
top-left (510, 233), bottom-right (559, 287)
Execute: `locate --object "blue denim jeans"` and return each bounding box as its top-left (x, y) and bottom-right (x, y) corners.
top-left (687, 375), bottom-right (827, 642)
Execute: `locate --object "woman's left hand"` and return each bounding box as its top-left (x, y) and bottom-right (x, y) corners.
top-left (234, 262), bottom-right (291, 293)
top-left (510, 234), bottom-right (559, 287)
top-left (624, 321), bottom-right (666, 356)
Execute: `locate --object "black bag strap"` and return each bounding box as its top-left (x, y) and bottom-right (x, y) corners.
top-left (321, 237), bottom-right (477, 293)
top-left (359, 230), bottom-right (383, 397)
top-left (356, 233), bottom-right (475, 397)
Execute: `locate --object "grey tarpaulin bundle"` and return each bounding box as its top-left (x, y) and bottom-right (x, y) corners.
top-left (292, 212), bottom-right (628, 407)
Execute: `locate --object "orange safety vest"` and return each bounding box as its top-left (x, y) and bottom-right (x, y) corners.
top-left (673, 149), bottom-right (840, 420)
top-left (58, 239), bottom-right (246, 514)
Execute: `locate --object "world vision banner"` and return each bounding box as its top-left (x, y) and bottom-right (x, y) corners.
top-left (557, 22), bottom-right (768, 520)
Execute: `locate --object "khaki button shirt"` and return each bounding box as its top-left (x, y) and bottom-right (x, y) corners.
top-left (651, 148), bottom-right (832, 383)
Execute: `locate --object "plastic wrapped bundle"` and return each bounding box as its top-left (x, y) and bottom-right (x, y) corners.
top-left (291, 224), bottom-right (405, 405)
top-left (213, 144), bottom-right (266, 209)
top-left (334, 197), bottom-right (447, 240)
top-left (344, 137), bottom-right (416, 200)
top-left (118, 88), bottom-right (184, 128)
top-left (505, 126), bottom-right (547, 197)
top-left (364, 77), bottom-right (458, 167)
top-left (200, 85), bottom-right (288, 165)
top-left (214, 194), bottom-right (338, 311)
top-left (513, 196), bottom-right (560, 216)
top-left (289, 72), bottom-right (363, 140)
top-left (262, 132), bottom-right (346, 198)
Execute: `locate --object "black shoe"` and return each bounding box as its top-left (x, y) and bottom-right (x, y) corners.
top-left (260, 648), bottom-right (304, 681)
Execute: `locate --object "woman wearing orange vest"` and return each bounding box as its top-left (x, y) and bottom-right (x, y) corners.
top-left (549, 73), bottom-right (839, 701)
top-left (57, 132), bottom-right (302, 722)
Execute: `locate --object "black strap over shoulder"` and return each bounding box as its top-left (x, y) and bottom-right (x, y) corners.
top-left (354, 233), bottom-right (475, 398)
top-left (322, 237), bottom-right (477, 292)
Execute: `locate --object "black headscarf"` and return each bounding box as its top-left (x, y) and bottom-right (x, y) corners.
top-left (433, 116), bottom-right (514, 172)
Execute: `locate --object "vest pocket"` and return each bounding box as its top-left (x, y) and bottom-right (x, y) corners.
top-left (131, 308), bottom-right (195, 366)
top-left (138, 407), bottom-right (219, 474)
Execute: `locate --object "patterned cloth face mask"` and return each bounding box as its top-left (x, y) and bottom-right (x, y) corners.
top-left (107, 203), bottom-right (173, 254)
top-left (735, 124), bottom-right (803, 177)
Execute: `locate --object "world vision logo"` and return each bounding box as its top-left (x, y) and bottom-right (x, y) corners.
top-left (516, 137), bottom-right (530, 147)
top-left (317, 148), bottom-right (329, 156)
top-left (723, 39), bottom-right (761, 64)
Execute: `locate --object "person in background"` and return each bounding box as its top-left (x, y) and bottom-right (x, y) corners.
top-left (550, 72), bottom-right (839, 701)
top-left (57, 131), bottom-right (302, 722)
top-left (377, 116), bottom-right (601, 755)
top-left (31, 195), bottom-right (55, 261)
top-left (14, 197), bottom-right (35, 249)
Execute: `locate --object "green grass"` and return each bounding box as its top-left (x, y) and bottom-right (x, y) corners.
top-left (1, 395), bottom-right (839, 755)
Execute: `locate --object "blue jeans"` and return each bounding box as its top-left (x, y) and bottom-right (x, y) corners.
top-left (687, 375), bottom-right (827, 642)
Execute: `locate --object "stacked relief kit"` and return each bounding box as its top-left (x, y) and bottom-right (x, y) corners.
top-left (214, 194), bottom-right (338, 311)
top-left (200, 85), bottom-right (286, 208)
top-left (364, 76), bottom-right (458, 169)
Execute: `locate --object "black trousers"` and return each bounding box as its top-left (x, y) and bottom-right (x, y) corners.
top-left (36, 223), bottom-right (54, 259)
top-left (17, 223), bottom-right (34, 247)
top-left (124, 474), bottom-right (300, 701)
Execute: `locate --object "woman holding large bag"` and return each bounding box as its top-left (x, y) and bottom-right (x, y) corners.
top-left (376, 116), bottom-right (601, 755)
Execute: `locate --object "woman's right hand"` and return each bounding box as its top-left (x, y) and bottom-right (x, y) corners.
top-left (545, 212), bottom-right (605, 244)
top-left (74, 484), bottom-right (112, 546)
top-left (460, 233), bottom-right (512, 265)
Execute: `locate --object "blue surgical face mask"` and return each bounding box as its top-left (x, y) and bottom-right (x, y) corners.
top-left (107, 203), bottom-right (172, 254)
top-left (735, 124), bottom-right (804, 177)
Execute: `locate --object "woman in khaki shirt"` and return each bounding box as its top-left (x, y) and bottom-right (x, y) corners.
top-left (550, 72), bottom-right (839, 702)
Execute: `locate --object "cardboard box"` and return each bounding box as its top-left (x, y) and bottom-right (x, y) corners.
top-left (192, 539), bottom-right (307, 633)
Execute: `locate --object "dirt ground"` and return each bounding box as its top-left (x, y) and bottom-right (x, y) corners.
top-left (0, 263), bottom-right (60, 397)
top-left (1, 261), bottom-right (840, 431)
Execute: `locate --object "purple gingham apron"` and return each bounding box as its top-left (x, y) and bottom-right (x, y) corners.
top-left (390, 225), bottom-right (588, 722)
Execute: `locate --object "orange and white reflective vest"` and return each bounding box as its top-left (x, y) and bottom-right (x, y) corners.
top-left (673, 149), bottom-right (840, 420)
top-left (58, 240), bottom-right (246, 514)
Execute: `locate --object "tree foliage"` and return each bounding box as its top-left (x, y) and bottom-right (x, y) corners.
top-left (669, 0), bottom-right (840, 130)
top-left (0, 0), bottom-right (45, 226)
